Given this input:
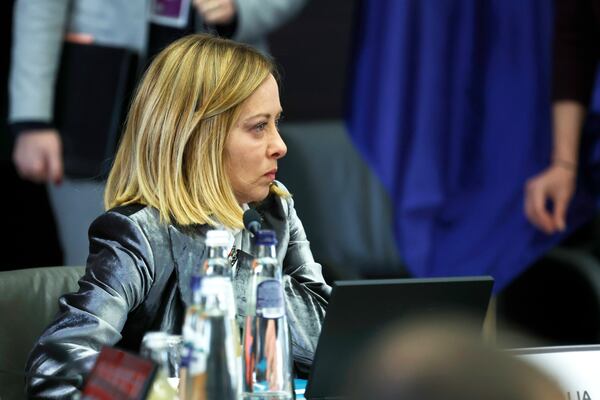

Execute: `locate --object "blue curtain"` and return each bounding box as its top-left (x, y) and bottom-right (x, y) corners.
top-left (347, 0), bottom-right (599, 291)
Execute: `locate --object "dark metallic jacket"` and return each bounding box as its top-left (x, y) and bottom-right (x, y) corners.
top-left (26, 190), bottom-right (331, 398)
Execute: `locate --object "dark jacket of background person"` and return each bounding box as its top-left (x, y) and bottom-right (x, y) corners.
top-left (26, 186), bottom-right (330, 398)
top-left (553, 0), bottom-right (600, 105)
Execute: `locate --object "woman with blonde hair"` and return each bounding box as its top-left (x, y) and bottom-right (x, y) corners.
top-left (26, 34), bottom-right (330, 398)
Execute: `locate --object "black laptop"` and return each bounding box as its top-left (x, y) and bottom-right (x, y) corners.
top-left (304, 276), bottom-right (494, 399)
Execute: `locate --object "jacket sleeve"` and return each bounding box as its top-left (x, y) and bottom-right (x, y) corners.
top-left (9, 0), bottom-right (72, 123)
top-left (233, 0), bottom-right (307, 43)
top-left (552, 0), bottom-right (600, 105)
top-left (25, 211), bottom-right (155, 399)
top-left (281, 195), bottom-right (331, 375)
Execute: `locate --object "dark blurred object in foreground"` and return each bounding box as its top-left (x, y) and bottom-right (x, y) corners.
top-left (349, 316), bottom-right (564, 400)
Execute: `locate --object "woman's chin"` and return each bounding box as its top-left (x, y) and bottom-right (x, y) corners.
top-left (237, 187), bottom-right (270, 205)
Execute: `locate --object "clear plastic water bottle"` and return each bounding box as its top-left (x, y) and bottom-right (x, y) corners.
top-left (242, 230), bottom-right (293, 400)
top-left (179, 230), bottom-right (241, 400)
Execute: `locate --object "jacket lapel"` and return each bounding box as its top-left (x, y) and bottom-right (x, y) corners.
top-left (167, 193), bottom-right (288, 310)
top-left (167, 224), bottom-right (208, 308)
top-left (255, 194), bottom-right (289, 265)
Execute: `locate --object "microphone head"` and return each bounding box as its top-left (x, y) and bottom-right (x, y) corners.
top-left (243, 209), bottom-right (262, 235)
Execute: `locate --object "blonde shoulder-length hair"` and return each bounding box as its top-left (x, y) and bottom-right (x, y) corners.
top-left (105, 34), bottom-right (287, 229)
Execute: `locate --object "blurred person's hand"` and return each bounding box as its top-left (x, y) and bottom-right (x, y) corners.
top-left (193, 0), bottom-right (236, 25)
top-left (12, 129), bottom-right (63, 185)
top-left (524, 164), bottom-right (576, 234)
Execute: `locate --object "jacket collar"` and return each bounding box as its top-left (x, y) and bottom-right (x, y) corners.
top-left (167, 193), bottom-right (288, 308)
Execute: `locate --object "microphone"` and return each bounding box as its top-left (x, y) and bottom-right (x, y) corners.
top-left (243, 209), bottom-right (262, 235)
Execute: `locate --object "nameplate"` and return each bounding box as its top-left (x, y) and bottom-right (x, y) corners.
top-left (513, 345), bottom-right (600, 400)
top-left (82, 347), bottom-right (157, 400)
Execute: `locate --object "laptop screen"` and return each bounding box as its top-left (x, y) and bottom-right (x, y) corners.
top-left (305, 276), bottom-right (494, 399)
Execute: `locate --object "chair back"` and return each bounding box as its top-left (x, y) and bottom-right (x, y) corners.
top-left (0, 266), bottom-right (85, 399)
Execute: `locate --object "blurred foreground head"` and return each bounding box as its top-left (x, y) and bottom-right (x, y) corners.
top-left (350, 316), bottom-right (563, 400)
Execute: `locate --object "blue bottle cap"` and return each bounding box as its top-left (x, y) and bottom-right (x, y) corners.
top-left (255, 229), bottom-right (277, 246)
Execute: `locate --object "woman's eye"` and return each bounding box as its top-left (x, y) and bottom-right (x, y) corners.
top-left (253, 122), bottom-right (268, 132)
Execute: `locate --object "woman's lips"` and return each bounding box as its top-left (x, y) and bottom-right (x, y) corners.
top-left (264, 169), bottom-right (277, 180)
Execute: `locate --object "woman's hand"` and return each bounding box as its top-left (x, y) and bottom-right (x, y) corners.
top-left (524, 164), bottom-right (576, 234)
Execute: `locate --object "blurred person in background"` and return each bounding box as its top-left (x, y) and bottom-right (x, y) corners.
top-left (525, 0), bottom-right (600, 234)
top-left (350, 316), bottom-right (564, 400)
top-left (9, 0), bottom-right (306, 266)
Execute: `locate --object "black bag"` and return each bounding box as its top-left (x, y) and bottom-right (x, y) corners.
top-left (54, 42), bottom-right (138, 180)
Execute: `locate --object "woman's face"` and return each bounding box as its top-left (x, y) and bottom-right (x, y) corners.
top-left (225, 74), bottom-right (287, 204)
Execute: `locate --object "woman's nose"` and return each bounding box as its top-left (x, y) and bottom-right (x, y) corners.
top-left (269, 129), bottom-right (287, 159)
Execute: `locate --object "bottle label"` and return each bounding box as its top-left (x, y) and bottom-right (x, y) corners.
top-left (181, 316), bottom-right (210, 375)
top-left (181, 305), bottom-right (216, 376)
top-left (199, 277), bottom-right (236, 317)
top-left (256, 279), bottom-right (284, 318)
top-left (200, 276), bottom-right (231, 297)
